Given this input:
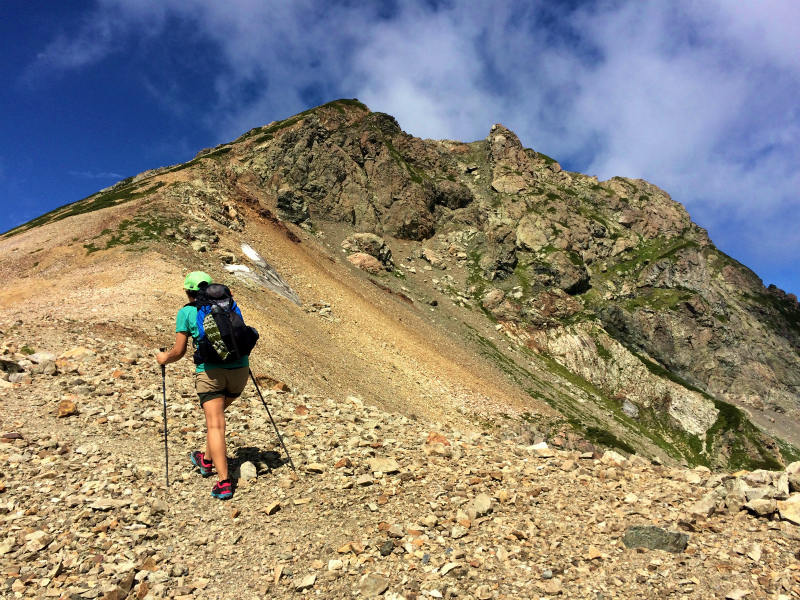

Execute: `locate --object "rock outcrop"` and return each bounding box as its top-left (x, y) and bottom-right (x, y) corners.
top-left (3, 98), bottom-right (799, 470)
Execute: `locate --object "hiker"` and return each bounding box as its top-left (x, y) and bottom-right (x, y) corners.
top-left (156, 271), bottom-right (251, 500)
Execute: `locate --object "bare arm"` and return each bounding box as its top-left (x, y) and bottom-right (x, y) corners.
top-left (156, 331), bottom-right (190, 366)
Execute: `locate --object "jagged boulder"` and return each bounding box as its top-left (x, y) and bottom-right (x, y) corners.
top-left (277, 187), bottom-right (310, 224)
top-left (479, 225), bottom-right (518, 278)
top-left (342, 233), bottom-right (394, 270)
top-left (434, 180), bottom-right (473, 210)
top-left (383, 198), bottom-right (435, 240)
top-left (481, 289), bottom-right (522, 321)
top-left (347, 253), bottom-right (384, 274)
top-left (539, 252), bottom-right (590, 295)
top-left (487, 124), bottom-right (537, 195)
top-left (523, 289), bottom-right (582, 327)
top-left (515, 214), bottom-right (550, 252)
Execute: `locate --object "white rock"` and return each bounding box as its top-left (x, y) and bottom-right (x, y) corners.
top-left (295, 574), bottom-right (316, 591)
top-left (237, 461), bottom-right (258, 480)
top-left (0, 537), bottom-right (16, 555)
top-left (28, 352), bottom-right (56, 364)
top-left (368, 457), bottom-right (400, 474)
top-left (747, 543), bottom-right (762, 562)
top-left (601, 450), bottom-right (629, 468)
top-left (688, 493), bottom-right (717, 517)
top-left (328, 559), bottom-right (343, 571)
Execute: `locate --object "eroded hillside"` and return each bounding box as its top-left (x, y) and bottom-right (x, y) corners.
top-left (2, 99), bottom-right (799, 470)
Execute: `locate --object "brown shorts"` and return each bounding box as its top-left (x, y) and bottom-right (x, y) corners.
top-left (195, 367), bottom-right (249, 406)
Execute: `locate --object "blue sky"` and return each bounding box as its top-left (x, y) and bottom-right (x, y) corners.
top-left (2, 1), bottom-right (798, 296)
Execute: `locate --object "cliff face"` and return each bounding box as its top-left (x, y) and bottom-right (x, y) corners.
top-left (4, 99), bottom-right (800, 469)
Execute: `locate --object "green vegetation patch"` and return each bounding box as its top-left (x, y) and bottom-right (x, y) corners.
top-left (556, 185), bottom-right (578, 198)
top-left (705, 399), bottom-right (784, 471)
top-left (595, 341), bottom-right (613, 361)
top-left (631, 350), bottom-right (709, 397)
top-left (610, 238), bottom-right (700, 278)
top-left (252, 133), bottom-right (274, 144)
top-left (590, 184), bottom-right (614, 196)
top-left (537, 152), bottom-right (557, 166)
top-left (20, 346), bottom-right (35, 355)
top-left (383, 137), bottom-right (427, 184)
top-left (4, 180), bottom-right (166, 237)
top-left (632, 404), bottom-right (707, 466)
top-left (585, 427), bottom-right (636, 454)
top-left (623, 287), bottom-right (694, 313)
top-left (566, 250), bottom-right (584, 267)
top-left (742, 291), bottom-right (800, 337)
top-left (84, 214), bottom-right (180, 254)
top-left (577, 207), bottom-right (611, 231)
top-left (776, 437), bottom-right (800, 465)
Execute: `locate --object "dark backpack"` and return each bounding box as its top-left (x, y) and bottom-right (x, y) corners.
top-left (189, 283), bottom-right (259, 364)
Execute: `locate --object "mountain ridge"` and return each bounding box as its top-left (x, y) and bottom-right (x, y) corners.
top-left (2, 98), bottom-right (799, 471)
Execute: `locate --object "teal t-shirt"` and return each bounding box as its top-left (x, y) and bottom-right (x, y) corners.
top-left (176, 305), bottom-right (250, 373)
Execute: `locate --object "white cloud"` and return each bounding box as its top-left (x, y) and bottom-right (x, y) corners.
top-left (68, 170), bottom-right (123, 179)
top-left (25, 1), bottom-right (168, 82)
top-left (25, 0), bottom-right (800, 291)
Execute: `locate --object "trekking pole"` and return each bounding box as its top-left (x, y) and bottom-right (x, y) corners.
top-left (161, 363), bottom-right (170, 487)
top-left (249, 370), bottom-right (296, 471)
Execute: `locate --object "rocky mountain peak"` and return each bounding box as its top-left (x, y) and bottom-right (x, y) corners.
top-left (2, 98), bottom-right (800, 474)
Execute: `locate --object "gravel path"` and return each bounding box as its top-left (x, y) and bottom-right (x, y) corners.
top-left (3, 322), bottom-right (800, 600)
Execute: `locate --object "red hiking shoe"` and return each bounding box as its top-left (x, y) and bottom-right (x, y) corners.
top-left (211, 479), bottom-right (233, 500)
top-left (190, 451), bottom-right (214, 477)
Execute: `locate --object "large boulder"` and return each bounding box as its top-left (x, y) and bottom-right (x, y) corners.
top-left (383, 198), bottom-right (435, 240)
top-left (342, 233), bottom-right (394, 270)
top-left (523, 289), bottom-right (582, 326)
top-left (481, 289), bottom-right (522, 321)
top-left (277, 187), bottom-right (309, 224)
top-left (480, 225), bottom-right (518, 278)
top-left (538, 252), bottom-right (590, 295)
top-left (347, 253), bottom-right (384, 274)
top-left (786, 462), bottom-right (800, 493)
top-left (516, 214), bottom-right (549, 252)
top-left (434, 180), bottom-right (473, 209)
top-left (622, 526), bottom-right (688, 553)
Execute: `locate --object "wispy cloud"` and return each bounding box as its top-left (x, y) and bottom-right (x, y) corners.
top-left (23, 1), bottom-right (168, 86)
top-left (25, 0), bottom-right (800, 291)
top-left (68, 170), bottom-right (123, 180)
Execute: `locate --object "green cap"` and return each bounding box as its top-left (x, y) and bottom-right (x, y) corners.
top-left (183, 271), bottom-right (212, 291)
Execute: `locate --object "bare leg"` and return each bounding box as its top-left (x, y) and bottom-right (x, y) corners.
top-left (203, 397), bottom-right (236, 465)
top-left (202, 397), bottom-right (235, 481)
